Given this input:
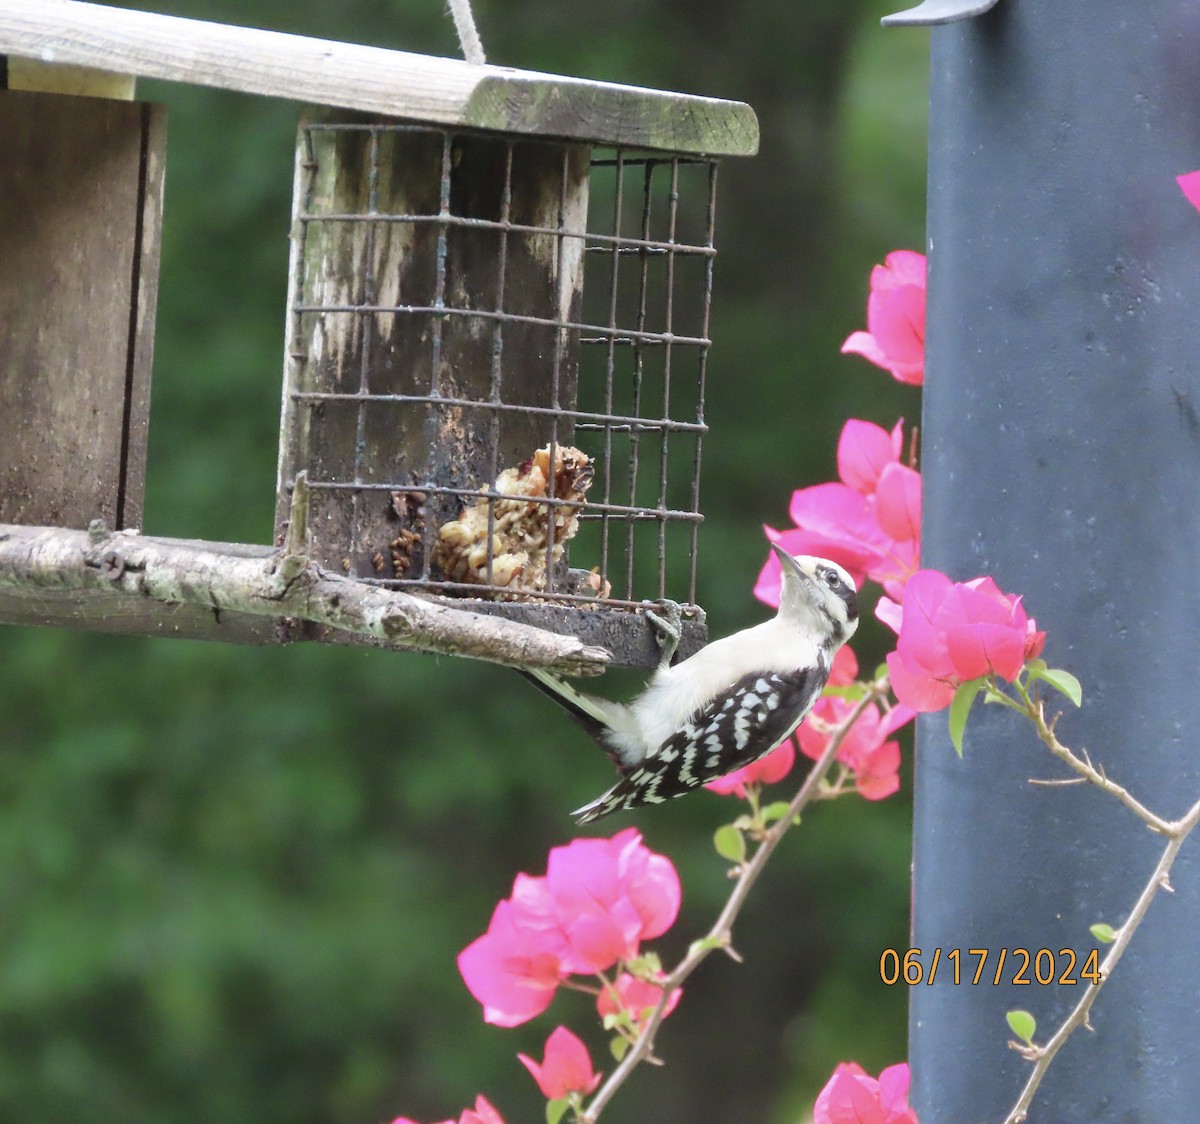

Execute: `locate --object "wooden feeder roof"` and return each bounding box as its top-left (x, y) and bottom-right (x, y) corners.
top-left (0, 0), bottom-right (759, 156)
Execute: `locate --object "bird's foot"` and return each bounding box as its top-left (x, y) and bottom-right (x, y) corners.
top-left (645, 599), bottom-right (683, 668)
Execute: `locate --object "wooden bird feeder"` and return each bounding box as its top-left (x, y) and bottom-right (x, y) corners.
top-left (0, 0), bottom-right (758, 673)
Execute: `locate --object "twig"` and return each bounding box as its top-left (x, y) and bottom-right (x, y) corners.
top-left (579, 680), bottom-right (890, 1123)
top-left (1003, 790), bottom-right (1200, 1123)
top-left (1025, 695), bottom-right (1172, 835)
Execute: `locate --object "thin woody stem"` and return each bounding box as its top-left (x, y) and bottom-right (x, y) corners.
top-left (995, 677), bottom-right (1195, 1121)
top-left (1003, 790), bottom-right (1200, 1123)
top-left (1023, 690), bottom-right (1171, 834)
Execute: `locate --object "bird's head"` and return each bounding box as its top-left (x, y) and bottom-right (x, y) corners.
top-left (770, 545), bottom-right (859, 648)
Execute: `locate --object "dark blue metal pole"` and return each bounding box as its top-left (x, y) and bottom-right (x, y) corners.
top-left (912, 0), bottom-right (1200, 1120)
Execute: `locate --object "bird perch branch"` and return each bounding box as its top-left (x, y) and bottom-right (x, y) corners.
top-left (0, 523), bottom-right (611, 675)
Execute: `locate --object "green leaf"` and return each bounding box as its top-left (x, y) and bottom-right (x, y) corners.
top-left (949, 678), bottom-right (986, 756)
top-left (1006, 1009), bottom-right (1037, 1045)
top-left (546, 1098), bottom-right (570, 1124)
top-left (1030, 665), bottom-right (1083, 707)
top-left (601, 1012), bottom-right (621, 1031)
top-left (760, 801), bottom-right (793, 824)
top-left (1091, 922), bottom-right (1117, 944)
top-left (713, 823), bottom-right (746, 864)
top-left (610, 1036), bottom-right (631, 1062)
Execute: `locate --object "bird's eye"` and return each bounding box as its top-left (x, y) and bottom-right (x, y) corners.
top-left (823, 569), bottom-right (841, 589)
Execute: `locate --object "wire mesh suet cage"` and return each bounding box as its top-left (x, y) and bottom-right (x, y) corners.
top-left (0, 2), bottom-right (757, 669)
top-left (276, 116), bottom-right (722, 666)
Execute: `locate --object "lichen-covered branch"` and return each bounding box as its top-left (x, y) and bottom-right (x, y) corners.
top-left (0, 523), bottom-right (611, 675)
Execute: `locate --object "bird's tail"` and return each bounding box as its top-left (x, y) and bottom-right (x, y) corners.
top-left (518, 669), bottom-right (629, 768)
top-left (572, 779), bottom-right (636, 824)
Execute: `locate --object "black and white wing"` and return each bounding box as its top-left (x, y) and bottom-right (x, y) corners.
top-left (573, 665), bottom-right (827, 824)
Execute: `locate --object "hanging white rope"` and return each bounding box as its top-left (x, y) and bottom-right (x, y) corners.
top-left (447, 0), bottom-right (486, 64)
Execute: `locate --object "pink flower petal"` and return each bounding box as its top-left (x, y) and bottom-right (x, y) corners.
top-left (457, 900), bottom-right (563, 1028)
top-left (853, 739), bottom-right (902, 801)
top-left (879, 704), bottom-right (917, 739)
top-left (894, 571), bottom-right (957, 678)
top-left (876, 463), bottom-right (922, 544)
top-left (875, 595), bottom-right (904, 635)
top-left (1179, 170), bottom-right (1200, 213)
top-left (561, 900), bottom-right (642, 974)
top-left (944, 621), bottom-right (1026, 682)
top-left (613, 831), bottom-right (682, 940)
top-left (459, 1096), bottom-right (506, 1124)
top-left (868, 285), bottom-right (925, 378)
top-left (838, 419), bottom-right (899, 495)
top-left (843, 251), bottom-right (927, 386)
top-left (841, 329), bottom-right (891, 368)
top-left (518, 1026), bottom-right (601, 1100)
top-left (887, 650), bottom-right (955, 713)
top-left (878, 1063), bottom-right (915, 1117)
top-left (788, 483), bottom-right (894, 568)
top-left (813, 1060), bottom-right (918, 1124)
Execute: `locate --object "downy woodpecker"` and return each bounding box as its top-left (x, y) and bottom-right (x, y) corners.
top-left (523, 546), bottom-right (859, 823)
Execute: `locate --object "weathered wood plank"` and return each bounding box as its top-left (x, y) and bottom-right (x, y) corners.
top-left (5, 55), bottom-right (136, 98)
top-left (0, 89), bottom-right (164, 530)
top-left (0, 0), bottom-right (758, 155)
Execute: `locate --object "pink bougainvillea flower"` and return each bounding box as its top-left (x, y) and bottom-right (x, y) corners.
top-left (842, 250), bottom-right (927, 386)
top-left (596, 972), bottom-right (682, 1031)
top-left (797, 694), bottom-right (914, 801)
top-left (814, 1061), bottom-right (919, 1124)
top-left (878, 569), bottom-right (1042, 712)
top-left (458, 1096), bottom-right (506, 1124)
top-left (457, 897), bottom-right (565, 1027)
top-left (544, 829), bottom-right (681, 974)
top-left (758, 420), bottom-right (921, 609)
top-left (391, 1117), bottom-right (453, 1124)
top-left (458, 831), bottom-right (681, 1022)
top-left (518, 1026), bottom-right (602, 1100)
top-left (1178, 170), bottom-right (1200, 213)
top-left (704, 737), bottom-right (795, 797)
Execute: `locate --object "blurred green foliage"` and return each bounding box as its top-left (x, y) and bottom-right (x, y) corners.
top-left (0, 1), bottom-right (927, 1120)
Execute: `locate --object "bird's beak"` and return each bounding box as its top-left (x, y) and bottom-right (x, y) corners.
top-left (770, 542), bottom-right (813, 586)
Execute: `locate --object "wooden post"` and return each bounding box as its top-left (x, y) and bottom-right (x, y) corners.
top-left (0, 87), bottom-right (164, 530)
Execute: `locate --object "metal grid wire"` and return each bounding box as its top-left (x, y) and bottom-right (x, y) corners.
top-left (282, 122), bottom-right (717, 613)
